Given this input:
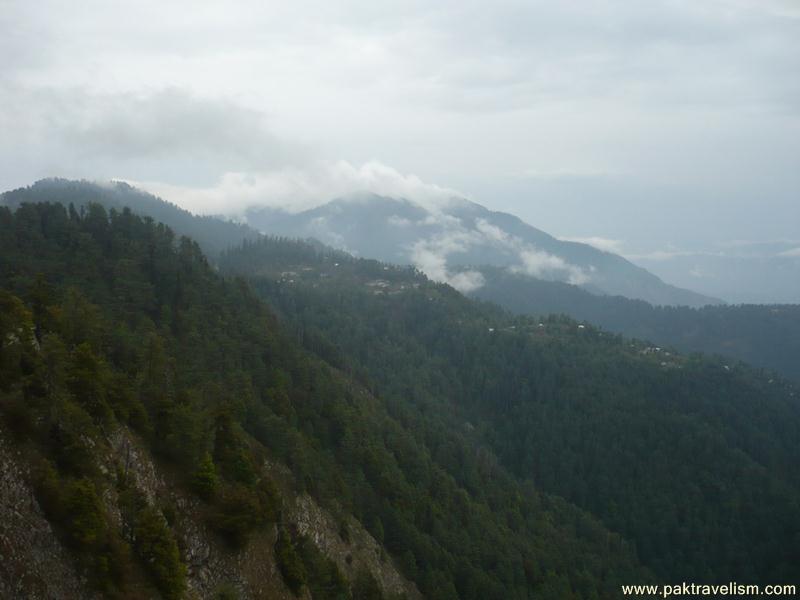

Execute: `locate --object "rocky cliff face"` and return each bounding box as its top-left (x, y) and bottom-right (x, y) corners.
top-left (281, 474), bottom-right (421, 600)
top-left (0, 431), bottom-right (93, 599)
top-left (109, 428), bottom-right (297, 599)
top-left (1, 426), bottom-right (419, 599)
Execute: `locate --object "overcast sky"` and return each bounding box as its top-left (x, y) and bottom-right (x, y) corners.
top-left (2, 0), bottom-right (799, 260)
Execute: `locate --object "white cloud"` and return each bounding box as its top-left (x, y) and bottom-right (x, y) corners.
top-left (387, 215), bottom-right (412, 227)
top-left (689, 266), bottom-right (707, 278)
top-left (474, 218), bottom-right (589, 284)
top-left (0, 86), bottom-right (307, 190)
top-left (405, 213), bottom-right (590, 291)
top-left (132, 160), bottom-right (464, 216)
top-left (560, 236), bottom-right (625, 254)
top-left (448, 270), bottom-right (487, 293)
top-left (513, 249), bottom-right (589, 285)
top-left (473, 219), bottom-right (509, 244)
top-left (1, 0), bottom-right (798, 296)
top-left (410, 234), bottom-right (485, 292)
top-left (305, 216), bottom-right (353, 253)
top-left (778, 247), bottom-right (800, 257)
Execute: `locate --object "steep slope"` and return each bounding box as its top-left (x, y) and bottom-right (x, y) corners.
top-left (0, 202), bottom-right (651, 599)
top-left (11, 180), bottom-right (796, 383)
top-left (6, 182), bottom-right (800, 591)
top-left (0, 179), bottom-right (720, 308)
top-left (0, 430), bottom-right (93, 599)
top-left (5, 176), bottom-right (795, 382)
top-left (0, 178), bottom-right (260, 259)
top-left (244, 194), bottom-right (719, 306)
top-left (469, 266), bottom-right (800, 382)
top-left (221, 236), bottom-right (800, 585)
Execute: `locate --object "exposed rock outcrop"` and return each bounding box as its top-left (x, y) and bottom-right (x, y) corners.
top-left (0, 424), bottom-right (420, 599)
top-left (0, 432), bottom-right (92, 600)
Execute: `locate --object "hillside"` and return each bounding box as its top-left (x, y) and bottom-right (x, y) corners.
top-left (0, 179), bottom-right (260, 259)
top-left (221, 235), bottom-right (800, 585)
top-left (4, 176), bottom-right (795, 383)
top-left (0, 202), bottom-right (652, 599)
top-left (2, 178), bottom-right (794, 382)
top-left (4, 182), bottom-right (800, 596)
top-left (469, 266), bottom-right (800, 382)
top-left (244, 194), bottom-right (719, 307)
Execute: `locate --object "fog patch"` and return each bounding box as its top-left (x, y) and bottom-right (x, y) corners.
top-left (410, 231), bottom-right (486, 293)
top-left (134, 159), bottom-right (466, 216)
top-left (387, 215), bottom-right (412, 227)
top-left (474, 218), bottom-right (589, 284)
top-left (560, 236), bottom-right (625, 254)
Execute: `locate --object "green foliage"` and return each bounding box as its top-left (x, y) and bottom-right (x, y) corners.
top-left (67, 342), bottom-right (113, 423)
top-left (15, 198), bottom-right (799, 597)
top-left (31, 458), bottom-right (63, 518)
top-left (352, 570), bottom-right (383, 600)
top-left (192, 451), bottom-right (219, 500)
top-left (0, 291), bottom-right (35, 388)
top-left (35, 470), bottom-right (132, 595)
top-left (210, 484), bottom-right (262, 547)
top-left (62, 478), bottom-right (105, 549)
top-left (1, 201), bottom-right (651, 597)
top-left (213, 412), bottom-right (257, 485)
top-left (2, 178), bottom-right (260, 259)
top-left (222, 235), bottom-right (800, 587)
top-left (275, 530), bottom-right (307, 595)
top-left (295, 535), bottom-right (351, 600)
top-left (132, 506), bottom-right (187, 600)
top-left (472, 266), bottom-right (800, 382)
top-left (49, 400), bottom-right (99, 476)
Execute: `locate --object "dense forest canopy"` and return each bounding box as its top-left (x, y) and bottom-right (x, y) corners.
top-left (222, 235), bottom-right (800, 585)
top-left (2, 185), bottom-right (800, 598)
top-left (0, 202), bottom-right (653, 599)
top-left (4, 180), bottom-right (799, 383)
top-left (469, 266), bottom-right (800, 382)
top-left (1, 179), bottom-right (260, 258)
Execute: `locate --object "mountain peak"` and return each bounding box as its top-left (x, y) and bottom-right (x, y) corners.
top-left (243, 194), bottom-right (720, 306)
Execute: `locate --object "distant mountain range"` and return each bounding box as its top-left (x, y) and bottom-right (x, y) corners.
top-left (470, 266), bottom-right (800, 382)
top-left (4, 178), bottom-right (800, 597)
top-left (0, 178), bottom-right (259, 258)
top-left (8, 179), bottom-right (800, 384)
top-left (1, 180), bottom-right (720, 307)
top-left (244, 194), bottom-right (721, 307)
top-left (633, 249), bottom-right (800, 305)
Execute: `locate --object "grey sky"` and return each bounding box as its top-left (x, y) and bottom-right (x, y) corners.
top-left (2, 0), bottom-right (799, 282)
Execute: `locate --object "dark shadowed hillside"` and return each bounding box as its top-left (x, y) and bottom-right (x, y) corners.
top-left (0, 201), bottom-right (653, 599)
top-left (1, 179), bottom-right (260, 258)
top-left (221, 235), bottom-right (800, 585)
top-left (4, 182), bottom-right (800, 598)
top-left (468, 266), bottom-right (800, 382)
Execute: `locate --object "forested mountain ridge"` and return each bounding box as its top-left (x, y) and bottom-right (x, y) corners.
top-left (0, 202), bottom-right (652, 598)
top-left (1, 178), bottom-right (260, 258)
top-left (468, 266), bottom-right (800, 382)
top-left (221, 236), bottom-right (800, 585)
top-left (3, 182), bottom-right (800, 597)
top-left (7, 180), bottom-right (799, 383)
top-left (243, 194), bottom-right (720, 307)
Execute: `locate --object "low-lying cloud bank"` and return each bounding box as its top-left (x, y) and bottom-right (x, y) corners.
top-left (560, 236), bottom-right (625, 254)
top-left (408, 214), bottom-right (589, 293)
top-left (133, 160), bottom-right (464, 216)
top-left (143, 158), bottom-right (593, 294)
